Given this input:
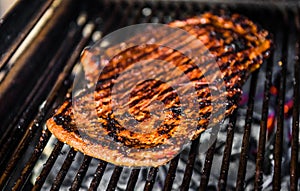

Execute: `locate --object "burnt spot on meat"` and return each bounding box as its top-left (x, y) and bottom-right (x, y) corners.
top-left (53, 114), bottom-right (71, 129)
top-left (52, 101), bottom-right (80, 135)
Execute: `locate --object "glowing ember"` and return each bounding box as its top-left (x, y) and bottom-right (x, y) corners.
top-left (267, 111), bottom-right (276, 134)
top-left (284, 99), bottom-right (293, 118)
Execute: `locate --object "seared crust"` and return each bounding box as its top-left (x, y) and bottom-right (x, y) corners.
top-left (47, 12), bottom-right (272, 167)
top-left (47, 101), bottom-right (184, 166)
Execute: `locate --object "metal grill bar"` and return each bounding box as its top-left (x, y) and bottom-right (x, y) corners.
top-left (88, 160), bottom-right (108, 191)
top-left (218, 112), bottom-right (238, 190)
top-left (1, 19), bottom-right (81, 172)
top-left (0, 0), bottom-right (54, 70)
top-left (144, 167), bottom-right (158, 191)
top-left (290, 11), bottom-right (300, 189)
top-left (0, 0), bottom-right (78, 133)
top-left (272, 9), bottom-right (290, 191)
top-left (0, 9), bottom-right (95, 191)
top-left (70, 156), bottom-right (93, 191)
top-left (199, 141), bottom-right (217, 191)
top-left (3, 3), bottom-right (96, 190)
top-left (162, 155), bottom-right (180, 191)
top-left (0, 17), bottom-right (91, 190)
top-left (50, 148), bottom-right (77, 191)
top-left (43, 28), bottom-right (97, 189)
top-left (254, 40), bottom-right (275, 191)
top-left (12, 129), bottom-right (51, 191)
top-left (107, 166), bottom-right (124, 191)
top-left (125, 168), bottom-right (141, 191)
top-left (272, 59), bottom-right (286, 190)
top-left (0, 0), bottom-right (82, 174)
top-left (180, 137), bottom-right (200, 191)
top-left (236, 70), bottom-right (259, 191)
top-left (31, 141), bottom-right (64, 191)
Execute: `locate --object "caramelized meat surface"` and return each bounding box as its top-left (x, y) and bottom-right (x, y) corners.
top-left (46, 12), bottom-right (272, 167)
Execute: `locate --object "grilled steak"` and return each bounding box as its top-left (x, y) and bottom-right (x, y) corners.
top-left (46, 12), bottom-right (272, 167)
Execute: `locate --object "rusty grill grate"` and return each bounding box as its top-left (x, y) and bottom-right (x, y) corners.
top-left (0, 0), bottom-right (299, 190)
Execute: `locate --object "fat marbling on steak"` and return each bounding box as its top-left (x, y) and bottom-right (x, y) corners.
top-left (46, 12), bottom-right (272, 167)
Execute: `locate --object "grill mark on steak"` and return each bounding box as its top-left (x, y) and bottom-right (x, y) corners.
top-left (46, 12), bottom-right (273, 167)
top-left (91, 45), bottom-right (209, 148)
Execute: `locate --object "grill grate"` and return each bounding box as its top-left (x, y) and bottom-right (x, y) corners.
top-left (0, 0), bottom-right (299, 190)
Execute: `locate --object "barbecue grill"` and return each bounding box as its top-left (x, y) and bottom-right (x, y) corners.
top-left (0, 0), bottom-right (299, 190)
